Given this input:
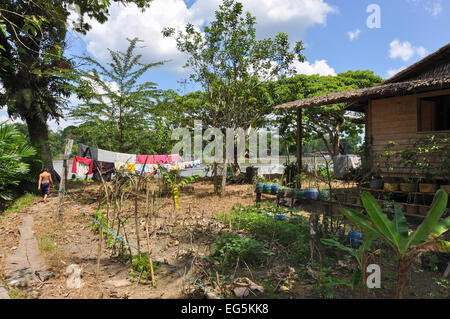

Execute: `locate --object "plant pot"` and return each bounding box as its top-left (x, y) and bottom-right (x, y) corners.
top-left (405, 204), bottom-right (418, 215)
top-left (370, 179), bottom-right (384, 190)
top-left (304, 188), bottom-right (319, 200)
top-left (347, 231), bottom-right (364, 249)
top-left (271, 184), bottom-right (281, 195)
top-left (440, 185), bottom-right (450, 195)
top-left (400, 183), bottom-right (415, 193)
top-left (263, 184), bottom-right (272, 194)
top-left (255, 182), bottom-right (264, 193)
top-left (418, 205), bottom-right (429, 216)
top-left (419, 183), bottom-right (438, 193)
top-left (383, 182), bottom-right (399, 192)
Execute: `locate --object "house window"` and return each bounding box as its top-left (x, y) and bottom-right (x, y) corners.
top-left (418, 94), bottom-right (450, 132)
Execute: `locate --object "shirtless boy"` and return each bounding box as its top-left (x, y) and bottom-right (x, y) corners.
top-left (38, 168), bottom-right (54, 203)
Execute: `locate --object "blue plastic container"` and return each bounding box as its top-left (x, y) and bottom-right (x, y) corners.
top-left (305, 188), bottom-right (319, 200)
top-left (271, 185), bottom-right (281, 195)
top-left (255, 182), bottom-right (264, 193)
top-left (347, 231), bottom-right (364, 249)
top-left (275, 214), bottom-right (286, 221)
top-left (263, 184), bottom-right (272, 194)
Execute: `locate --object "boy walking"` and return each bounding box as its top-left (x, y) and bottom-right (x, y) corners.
top-left (38, 168), bottom-right (54, 203)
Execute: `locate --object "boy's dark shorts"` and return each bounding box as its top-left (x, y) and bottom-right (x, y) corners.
top-left (41, 183), bottom-right (50, 195)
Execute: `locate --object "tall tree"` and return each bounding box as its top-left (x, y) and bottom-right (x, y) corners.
top-left (0, 0), bottom-right (153, 181)
top-left (269, 71), bottom-right (383, 158)
top-left (163, 0), bottom-right (305, 194)
top-left (68, 37), bottom-right (163, 153)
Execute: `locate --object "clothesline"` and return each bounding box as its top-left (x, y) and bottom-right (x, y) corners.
top-left (72, 143), bottom-right (202, 180)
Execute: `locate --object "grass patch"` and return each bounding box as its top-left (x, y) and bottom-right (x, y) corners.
top-left (38, 234), bottom-right (56, 251)
top-left (216, 203), bottom-right (310, 264)
top-left (4, 193), bottom-right (36, 214)
top-left (209, 232), bottom-right (274, 268)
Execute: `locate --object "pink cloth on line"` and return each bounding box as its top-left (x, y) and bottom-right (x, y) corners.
top-left (137, 155), bottom-right (155, 164)
top-left (154, 155), bottom-right (168, 164)
top-left (168, 154), bottom-right (181, 164)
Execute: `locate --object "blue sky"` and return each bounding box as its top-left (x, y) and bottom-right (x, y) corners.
top-left (1, 0), bottom-right (449, 130)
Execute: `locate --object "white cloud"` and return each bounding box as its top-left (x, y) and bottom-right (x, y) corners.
top-left (389, 39), bottom-right (428, 62)
top-left (408, 0), bottom-right (443, 16)
top-left (78, 0), bottom-right (336, 74)
top-left (293, 59), bottom-right (336, 76)
top-left (0, 114), bottom-right (23, 125)
top-left (387, 66), bottom-right (407, 78)
top-left (348, 29), bottom-right (361, 41)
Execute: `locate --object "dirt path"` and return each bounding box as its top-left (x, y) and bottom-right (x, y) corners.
top-left (4, 214), bottom-right (47, 287)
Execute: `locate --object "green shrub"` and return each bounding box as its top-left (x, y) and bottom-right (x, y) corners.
top-left (210, 232), bottom-right (274, 267)
top-left (215, 203), bottom-right (311, 264)
top-left (129, 254), bottom-right (159, 280)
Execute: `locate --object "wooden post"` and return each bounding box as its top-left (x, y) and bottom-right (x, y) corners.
top-left (57, 139), bottom-right (73, 221)
top-left (96, 225), bottom-right (103, 280)
top-left (145, 222), bottom-right (156, 286)
top-left (296, 109), bottom-right (303, 188)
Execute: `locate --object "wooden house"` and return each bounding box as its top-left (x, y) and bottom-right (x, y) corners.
top-left (275, 43), bottom-right (450, 181)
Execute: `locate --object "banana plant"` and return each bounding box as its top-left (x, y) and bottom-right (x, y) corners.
top-left (341, 189), bottom-right (450, 299)
top-left (321, 231), bottom-right (376, 297)
top-left (158, 164), bottom-right (201, 211)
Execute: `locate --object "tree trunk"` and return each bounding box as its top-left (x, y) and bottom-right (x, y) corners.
top-left (24, 113), bottom-right (60, 183)
top-left (396, 257), bottom-right (411, 299)
top-left (220, 158), bottom-right (228, 197)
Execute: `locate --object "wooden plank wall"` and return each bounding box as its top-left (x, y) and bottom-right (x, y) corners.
top-left (368, 89), bottom-right (450, 179)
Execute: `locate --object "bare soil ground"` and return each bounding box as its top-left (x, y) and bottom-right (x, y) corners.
top-left (0, 180), bottom-right (448, 299)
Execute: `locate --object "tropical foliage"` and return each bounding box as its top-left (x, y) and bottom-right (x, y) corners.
top-left (0, 122), bottom-right (37, 202)
top-left (342, 190), bottom-right (450, 298)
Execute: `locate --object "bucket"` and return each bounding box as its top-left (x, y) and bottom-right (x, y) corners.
top-left (271, 185), bottom-right (281, 195)
top-left (347, 231), bottom-right (364, 249)
top-left (263, 184), bottom-right (272, 194)
top-left (275, 214), bottom-right (286, 221)
top-left (255, 182), bottom-right (264, 193)
top-left (305, 188), bottom-right (319, 200)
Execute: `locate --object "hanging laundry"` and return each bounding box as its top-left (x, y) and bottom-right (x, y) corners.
top-left (115, 162), bottom-right (128, 171)
top-left (93, 161), bottom-right (115, 182)
top-left (149, 164), bottom-right (158, 175)
top-left (115, 152), bottom-right (136, 164)
top-left (168, 154), bottom-right (181, 164)
top-left (78, 144), bottom-right (98, 161)
top-left (71, 156), bottom-right (93, 175)
top-left (161, 163), bottom-right (171, 172)
top-left (97, 149), bottom-right (116, 163)
top-left (154, 155), bottom-right (168, 164)
top-left (128, 163), bottom-right (135, 174)
top-left (135, 164), bottom-right (150, 175)
top-left (137, 155), bottom-right (155, 164)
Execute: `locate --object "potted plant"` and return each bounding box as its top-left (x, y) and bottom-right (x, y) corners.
top-left (439, 139), bottom-right (450, 194)
top-left (398, 148), bottom-right (417, 193)
top-left (414, 136), bottom-right (440, 193)
top-left (380, 141), bottom-right (400, 192)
